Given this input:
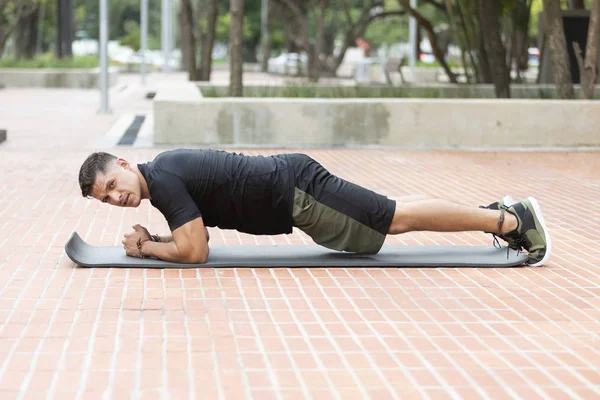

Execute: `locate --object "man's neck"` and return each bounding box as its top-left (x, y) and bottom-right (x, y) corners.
top-left (131, 164), bottom-right (150, 200)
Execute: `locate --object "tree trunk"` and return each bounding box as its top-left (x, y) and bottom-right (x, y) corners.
top-left (580, 0), bottom-right (600, 99)
top-left (542, 0), bottom-right (574, 99)
top-left (274, 1), bottom-right (301, 53)
top-left (0, 2), bottom-right (40, 58)
top-left (15, 7), bottom-right (39, 59)
top-left (35, 1), bottom-right (46, 55)
top-left (477, 31), bottom-right (493, 83)
top-left (454, 0), bottom-right (480, 82)
top-left (282, 19), bottom-right (297, 52)
top-left (513, 0), bottom-right (532, 82)
top-left (315, 0), bottom-right (326, 71)
top-left (397, 0), bottom-right (458, 83)
top-left (56, 0), bottom-right (73, 59)
top-left (478, 0), bottom-right (510, 97)
top-left (323, 10), bottom-right (338, 57)
top-left (180, 0), bottom-right (198, 80)
top-left (260, 0), bottom-right (271, 72)
top-left (199, 0), bottom-right (218, 81)
top-left (179, 4), bottom-right (191, 72)
top-left (196, 0), bottom-right (206, 76)
top-left (229, 0), bottom-right (244, 96)
top-left (571, 0), bottom-right (585, 9)
top-left (300, 15), bottom-right (318, 81)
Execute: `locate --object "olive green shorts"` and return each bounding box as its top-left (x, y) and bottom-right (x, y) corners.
top-left (289, 154), bottom-right (396, 255)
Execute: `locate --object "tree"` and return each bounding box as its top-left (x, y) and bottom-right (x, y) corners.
top-left (504, 0), bottom-right (533, 83)
top-left (571, 0), bottom-right (585, 8)
top-left (229, 0), bottom-right (244, 96)
top-left (449, 0), bottom-right (490, 83)
top-left (328, 0), bottom-right (405, 77)
top-left (14, 4), bottom-right (39, 58)
top-left (542, 0), bottom-right (574, 99)
top-left (259, 0), bottom-right (271, 72)
top-left (273, 0), bottom-right (406, 81)
top-left (55, 0), bottom-right (73, 58)
top-left (278, 0), bottom-right (319, 80)
top-left (180, 0), bottom-right (198, 80)
top-left (478, 0), bottom-right (510, 97)
top-left (199, 0), bottom-right (218, 81)
top-left (397, 0), bottom-right (458, 83)
top-left (576, 0), bottom-right (599, 99)
top-left (0, 1), bottom-right (39, 57)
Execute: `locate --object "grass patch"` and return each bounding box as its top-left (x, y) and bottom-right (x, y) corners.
top-left (0, 53), bottom-right (99, 69)
top-left (198, 84), bottom-right (591, 99)
top-left (199, 85), bottom-right (477, 99)
top-left (416, 60), bottom-right (459, 69)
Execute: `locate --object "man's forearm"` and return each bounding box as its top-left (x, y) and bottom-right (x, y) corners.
top-left (157, 234), bottom-right (173, 243)
top-left (156, 227), bottom-right (209, 243)
top-left (140, 241), bottom-right (207, 263)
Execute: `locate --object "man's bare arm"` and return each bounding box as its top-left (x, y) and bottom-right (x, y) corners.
top-left (140, 218), bottom-right (209, 263)
top-left (156, 226), bottom-right (209, 243)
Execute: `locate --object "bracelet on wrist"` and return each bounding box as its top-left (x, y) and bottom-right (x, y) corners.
top-left (136, 238), bottom-right (150, 258)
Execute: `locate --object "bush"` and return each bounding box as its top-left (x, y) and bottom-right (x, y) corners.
top-left (0, 53), bottom-right (99, 68)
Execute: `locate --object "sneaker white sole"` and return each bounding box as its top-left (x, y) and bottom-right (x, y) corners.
top-left (502, 196), bottom-right (516, 207)
top-left (525, 196), bottom-right (552, 267)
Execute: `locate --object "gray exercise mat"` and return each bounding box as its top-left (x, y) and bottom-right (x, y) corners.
top-left (65, 232), bottom-right (528, 268)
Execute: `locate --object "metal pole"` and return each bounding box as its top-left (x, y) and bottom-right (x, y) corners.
top-left (170, 0), bottom-right (176, 70)
top-left (141, 0), bottom-right (148, 83)
top-left (409, 0), bottom-right (417, 82)
top-left (99, 0), bottom-right (109, 113)
top-left (161, 0), bottom-right (170, 72)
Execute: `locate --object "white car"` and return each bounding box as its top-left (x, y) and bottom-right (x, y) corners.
top-left (267, 53), bottom-right (307, 75)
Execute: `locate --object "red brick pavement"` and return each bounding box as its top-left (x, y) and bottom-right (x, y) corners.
top-left (0, 74), bottom-right (599, 399)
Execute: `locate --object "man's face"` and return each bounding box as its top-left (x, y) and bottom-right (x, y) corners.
top-left (91, 159), bottom-right (142, 208)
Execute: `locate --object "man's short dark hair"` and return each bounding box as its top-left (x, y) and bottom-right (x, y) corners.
top-left (79, 152), bottom-right (117, 198)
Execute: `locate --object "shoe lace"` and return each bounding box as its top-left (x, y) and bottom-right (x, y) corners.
top-left (490, 233), bottom-right (521, 259)
top-left (484, 204), bottom-right (528, 260)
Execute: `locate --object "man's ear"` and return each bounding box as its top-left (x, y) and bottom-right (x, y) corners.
top-left (117, 158), bottom-right (130, 169)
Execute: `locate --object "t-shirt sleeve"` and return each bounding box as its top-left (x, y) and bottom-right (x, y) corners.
top-left (150, 172), bottom-right (202, 232)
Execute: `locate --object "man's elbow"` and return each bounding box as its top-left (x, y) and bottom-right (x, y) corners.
top-left (184, 248), bottom-right (209, 264)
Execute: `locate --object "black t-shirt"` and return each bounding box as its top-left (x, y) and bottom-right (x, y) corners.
top-left (138, 149), bottom-right (295, 235)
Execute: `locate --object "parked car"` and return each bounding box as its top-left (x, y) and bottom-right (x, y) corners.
top-left (267, 53), bottom-right (307, 75)
top-left (528, 47), bottom-right (540, 67)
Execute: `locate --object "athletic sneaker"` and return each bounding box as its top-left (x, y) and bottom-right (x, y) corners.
top-left (501, 197), bottom-right (551, 266)
top-left (479, 196), bottom-right (518, 250)
top-left (481, 195), bottom-right (516, 211)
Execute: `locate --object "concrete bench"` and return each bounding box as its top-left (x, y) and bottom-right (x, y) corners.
top-left (154, 83), bottom-right (600, 148)
top-left (0, 67), bottom-right (119, 89)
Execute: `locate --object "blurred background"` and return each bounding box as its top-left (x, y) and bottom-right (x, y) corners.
top-left (0, 0), bottom-right (598, 98)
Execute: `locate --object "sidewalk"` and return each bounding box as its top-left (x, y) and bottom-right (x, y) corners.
top-left (0, 72), bottom-right (599, 399)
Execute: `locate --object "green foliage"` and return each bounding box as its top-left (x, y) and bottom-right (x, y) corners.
top-left (199, 83), bottom-right (588, 99)
top-left (528, 0), bottom-right (593, 39)
top-left (0, 53), bottom-right (98, 68)
top-left (6, 0), bottom-right (580, 75)
top-left (364, 16), bottom-right (409, 46)
top-left (215, 14), bottom-right (254, 42)
top-left (120, 20), bottom-right (141, 52)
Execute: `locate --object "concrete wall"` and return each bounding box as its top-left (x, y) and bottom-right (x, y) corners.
top-left (154, 83), bottom-right (600, 148)
top-left (0, 67), bottom-right (119, 89)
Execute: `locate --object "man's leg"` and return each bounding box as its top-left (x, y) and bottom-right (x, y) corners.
top-left (387, 197), bottom-right (551, 266)
top-left (388, 198), bottom-right (517, 235)
top-left (395, 194), bottom-right (433, 203)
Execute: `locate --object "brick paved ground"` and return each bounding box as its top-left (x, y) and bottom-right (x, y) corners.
top-left (0, 72), bottom-right (599, 399)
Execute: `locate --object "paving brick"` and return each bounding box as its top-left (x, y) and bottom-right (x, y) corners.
top-left (0, 72), bottom-right (599, 398)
